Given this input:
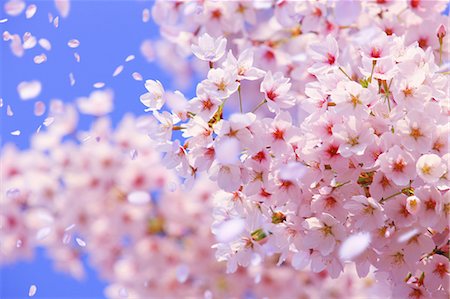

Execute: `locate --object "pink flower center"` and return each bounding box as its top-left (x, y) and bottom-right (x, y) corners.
top-left (266, 89), bottom-right (278, 101)
top-left (433, 263), bottom-right (448, 279)
top-left (327, 53), bottom-right (335, 65)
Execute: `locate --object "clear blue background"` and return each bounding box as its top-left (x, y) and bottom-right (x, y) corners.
top-left (0, 1), bottom-right (194, 298)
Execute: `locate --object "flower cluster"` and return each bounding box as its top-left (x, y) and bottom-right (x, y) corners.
top-left (143, 1), bottom-right (450, 297)
top-left (1, 105), bottom-right (381, 298)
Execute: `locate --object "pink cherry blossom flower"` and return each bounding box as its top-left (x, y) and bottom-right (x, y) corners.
top-left (308, 35), bottom-right (339, 74)
top-left (191, 33), bottom-right (226, 63)
top-left (416, 154), bottom-right (447, 184)
top-left (378, 145), bottom-right (417, 187)
top-left (344, 196), bottom-right (386, 231)
top-left (302, 213), bottom-right (345, 256)
top-left (260, 71), bottom-right (295, 113)
top-left (140, 80), bottom-right (165, 111)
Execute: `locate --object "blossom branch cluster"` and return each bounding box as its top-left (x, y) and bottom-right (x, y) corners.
top-left (1, 107), bottom-right (380, 298)
top-left (143, 1), bottom-right (450, 298)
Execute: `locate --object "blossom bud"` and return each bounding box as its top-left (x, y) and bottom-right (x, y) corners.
top-left (437, 24), bottom-right (446, 40)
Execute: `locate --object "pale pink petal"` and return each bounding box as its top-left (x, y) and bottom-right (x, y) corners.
top-left (7, 105), bottom-right (14, 116)
top-left (43, 117), bottom-right (54, 127)
top-left (67, 39), bottom-right (79, 48)
top-left (0, 19), bottom-right (8, 23)
top-left (25, 4), bottom-right (37, 19)
top-left (132, 72), bottom-right (143, 81)
top-left (28, 284), bottom-right (37, 297)
top-left (4, 0), bottom-right (25, 16)
top-left (17, 80), bottom-right (41, 100)
top-left (112, 65), bottom-right (124, 77)
top-left (142, 8), bottom-right (150, 22)
top-left (10, 130), bottom-right (21, 136)
top-left (33, 53), bottom-right (47, 64)
top-left (75, 237), bottom-right (86, 247)
top-left (69, 72), bottom-right (75, 86)
top-left (125, 54), bottom-right (135, 62)
top-left (34, 101), bottom-right (46, 116)
top-left (127, 191), bottom-right (151, 205)
top-left (93, 82), bottom-right (105, 88)
top-left (22, 32), bottom-right (36, 49)
top-left (38, 38), bottom-right (51, 51)
top-left (339, 232), bottom-right (371, 261)
top-left (140, 40), bottom-right (154, 62)
top-left (214, 218), bottom-right (245, 243)
top-left (54, 0), bottom-right (70, 18)
top-left (74, 52), bottom-right (80, 62)
top-left (53, 16), bottom-right (59, 28)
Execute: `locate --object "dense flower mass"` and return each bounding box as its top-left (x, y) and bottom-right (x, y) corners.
top-left (143, 0), bottom-right (450, 297)
top-left (2, 0), bottom-right (450, 298)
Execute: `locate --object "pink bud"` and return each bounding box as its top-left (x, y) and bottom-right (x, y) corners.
top-left (437, 24), bottom-right (446, 39)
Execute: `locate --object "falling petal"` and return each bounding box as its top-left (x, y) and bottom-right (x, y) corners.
top-left (112, 65), bottom-right (124, 77)
top-left (0, 19), bottom-right (8, 23)
top-left (22, 33), bottom-right (36, 49)
top-left (62, 233), bottom-right (71, 244)
top-left (69, 72), bottom-right (75, 86)
top-left (0, 98), bottom-right (3, 107)
top-left (33, 53), bottom-right (47, 64)
top-left (176, 264), bottom-right (189, 283)
top-left (25, 4), bottom-right (37, 19)
top-left (36, 227), bottom-right (52, 240)
top-left (53, 16), bottom-right (59, 28)
top-left (43, 117), bottom-right (54, 126)
top-left (75, 237), bottom-right (86, 247)
top-left (10, 130), bottom-right (21, 136)
top-left (34, 101), bottom-right (46, 116)
top-left (38, 38), bottom-right (51, 51)
top-left (129, 149), bottom-right (138, 160)
top-left (127, 191), bottom-right (151, 205)
top-left (64, 224), bottom-right (76, 231)
top-left (28, 284), bottom-right (37, 297)
top-left (140, 40), bottom-right (154, 62)
top-left (3, 31), bottom-right (12, 41)
top-left (398, 228), bottom-right (419, 243)
top-left (74, 52), bottom-right (80, 62)
top-left (279, 162), bottom-right (307, 181)
top-left (54, 0), bottom-right (70, 18)
top-left (125, 54), bottom-right (135, 62)
top-left (4, 0), bottom-right (25, 16)
top-left (17, 80), bottom-right (41, 100)
top-left (7, 105), bottom-right (14, 116)
top-left (339, 232), bottom-right (371, 261)
top-left (93, 82), bottom-right (105, 88)
top-left (10, 34), bottom-right (24, 57)
top-left (68, 39), bottom-right (79, 48)
top-left (132, 72), bottom-right (143, 81)
top-left (142, 8), bottom-right (150, 22)
top-left (48, 12), bottom-right (53, 23)
top-left (215, 138), bottom-right (240, 165)
top-left (214, 218), bottom-right (245, 243)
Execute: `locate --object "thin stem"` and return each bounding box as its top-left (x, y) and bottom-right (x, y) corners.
top-left (238, 85), bottom-right (243, 113)
top-left (252, 99), bottom-right (267, 113)
top-left (439, 40), bottom-right (443, 66)
top-left (338, 66), bottom-right (353, 81)
top-left (379, 190), bottom-right (402, 204)
top-left (209, 61), bottom-right (214, 69)
top-left (368, 60), bottom-right (377, 83)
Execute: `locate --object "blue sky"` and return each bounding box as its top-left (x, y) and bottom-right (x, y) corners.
top-left (1, 1), bottom-right (190, 298)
